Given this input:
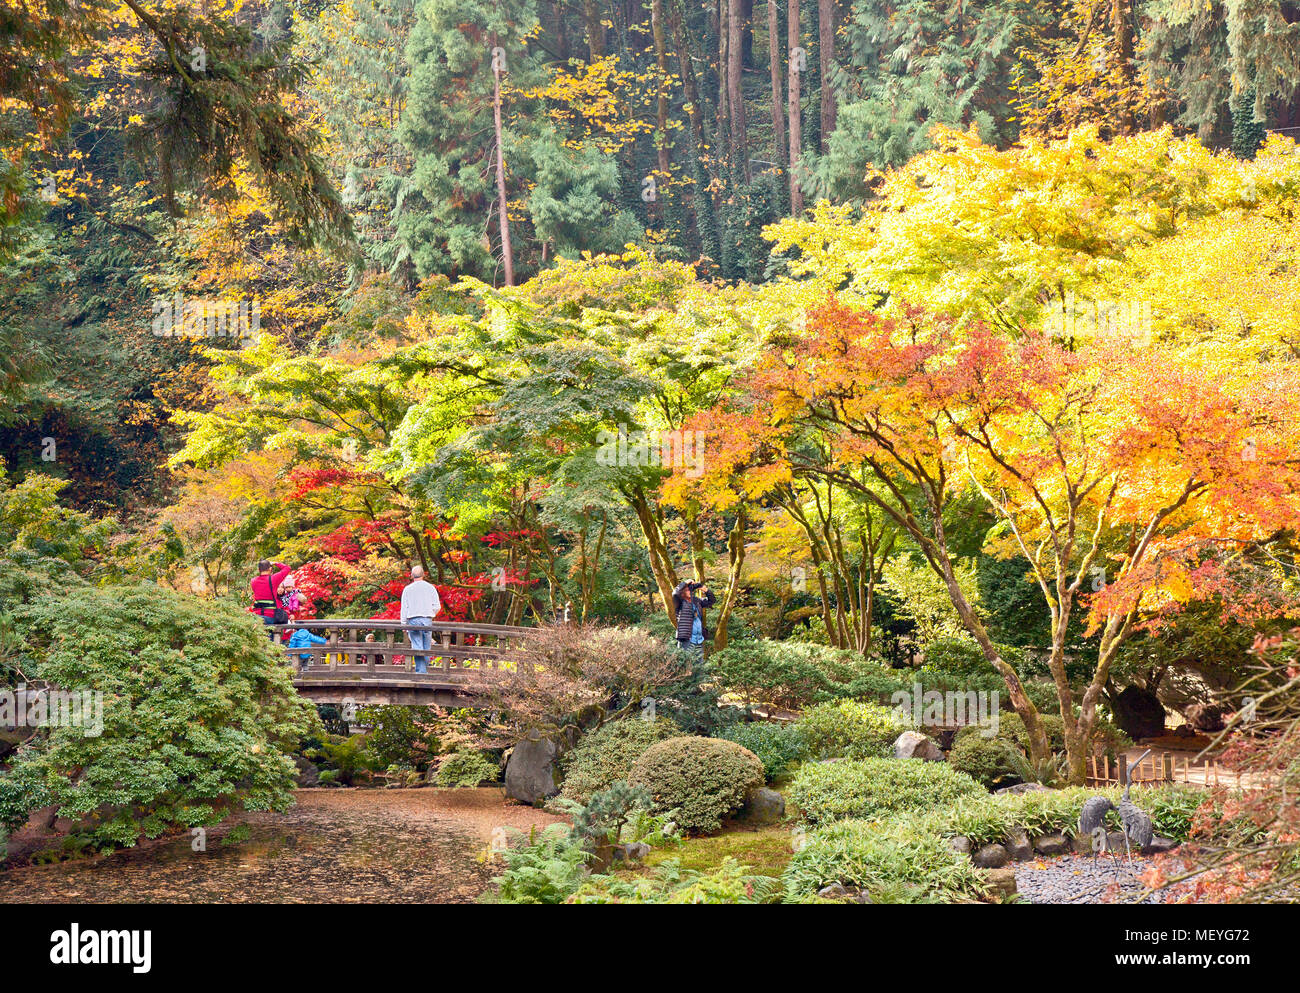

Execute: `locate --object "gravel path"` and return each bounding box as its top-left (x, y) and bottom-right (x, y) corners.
top-left (1013, 853), bottom-right (1186, 904)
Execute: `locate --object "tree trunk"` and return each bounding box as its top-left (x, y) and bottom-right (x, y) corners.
top-left (768, 0), bottom-right (787, 177)
top-left (787, 0), bottom-right (803, 212)
top-left (718, 0), bottom-right (729, 167)
top-left (817, 0), bottom-right (837, 152)
top-left (728, 0), bottom-right (750, 181)
top-left (1110, 0), bottom-right (1135, 134)
top-left (651, 0), bottom-right (673, 204)
top-left (712, 506), bottom-right (748, 650)
top-left (582, 0), bottom-right (604, 58)
top-left (491, 37), bottom-right (515, 286)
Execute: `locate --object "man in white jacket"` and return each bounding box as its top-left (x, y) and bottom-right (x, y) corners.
top-left (400, 565), bottom-right (442, 673)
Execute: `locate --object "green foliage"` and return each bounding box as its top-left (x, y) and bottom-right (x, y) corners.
top-left (710, 639), bottom-right (913, 709)
top-left (783, 816), bottom-right (988, 904)
top-left (0, 585), bottom-right (319, 846)
top-left (435, 749), bottom-right (499, 787)
top-left (559, 717), bottom-right (680, 804)
top-left (488, 823), bottom-right (590, 905)
top-left (313, 735), bottom-right (379, 786)
top-left (629, 736), bottom-right (765, 835)
top-left (357, 705), bottom-right (437, 769)
top-left (1144, 785), bottom-right (1204, 842)
top-left (716, 721), bottom-right (809, 780)
top-left (789, 757), bottom-right (984, 826)
top-left (797, 699), bottom-right (909, 761)
top-left (569, 857), bottom-right (783, 904)
top-left (947, 733), bottom-right (1020, 789)
top-left (915, 637), bottom-right (1018, 694)
top-left (560, 780), bottom-right (654, 848)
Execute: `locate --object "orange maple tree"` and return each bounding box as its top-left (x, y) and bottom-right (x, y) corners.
top-left (684, 298), bottom-right (1300, 781)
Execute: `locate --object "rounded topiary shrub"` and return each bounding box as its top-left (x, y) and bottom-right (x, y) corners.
top-left (947, 733), bottom-right (1019, 789)
top-left (797, 699), bottom-right (908, 761)
top-left (789, 757), bottom-right (984, 825)
top-left (559, 716), bottom-right (680, 804)
top-left (629, 736), bottom-right (765, 834)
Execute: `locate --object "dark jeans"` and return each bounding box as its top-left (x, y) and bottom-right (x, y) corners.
top-left (261, 615), bottom-right (278, 640)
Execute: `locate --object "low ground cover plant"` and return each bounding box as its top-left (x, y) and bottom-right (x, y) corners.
top-left (789, 757), bottom-right (984, 825)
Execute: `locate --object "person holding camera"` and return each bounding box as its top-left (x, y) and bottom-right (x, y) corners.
top-left (671, 579), bottom-right (715, 656)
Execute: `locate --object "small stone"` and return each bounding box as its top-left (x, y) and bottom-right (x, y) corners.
top-left (1107, 831), bottom-right (1129, 854)
top-left (972, 843), bottom-right (1010, 868)
top-left (983, 866), bottom-right (1018, 900)
top-left (613, 841), bottom-right (651, 862)
top-left (818, 883), bottom-right (851, 899)
top-left (1071, 833), bottom-right (1093, 854)
top-left (1032, 832), bottom-right (1071, 856)
top-left (1005, 827), bottom-right (1034, 861)
top-left (1142, 835), bottom-right (1179, 855)
top-left (949, 835), bottom-right (972, 855)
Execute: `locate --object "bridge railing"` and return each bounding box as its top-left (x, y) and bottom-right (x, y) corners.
top-left (270, 619), bottom-right (538, 681)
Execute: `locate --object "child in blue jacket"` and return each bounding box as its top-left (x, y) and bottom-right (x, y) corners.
top-left (288, 628), bottom-right (328, 670)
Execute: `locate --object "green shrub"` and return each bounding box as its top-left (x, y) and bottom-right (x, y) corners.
top-left (947, 733), bottom-right (1020, 789)
top-left (716, 721), bottom-right (809, 779)
top-left (488, 824), bottom-right (590, 904)
top-left (357, 705), bottom-right (437, 769)
top-left (314, 734), bottom-right (379, 785)
top-left (559, 717), bottom-right (680, 804)
top-left (569, 857), bottom-right (782, 904)
top-left (1145, 785), bottom-right (1204, 841)
top-left (0, 585), bottom-right (319, 846)
top-left (435, 749), bottom-right (500, 787)
top-left (797, 699), bottom-right (908, 760)
top-left (915, 637), bottom-right (1015, 694)
top-left (789, 757), bottom-right (983, 825)
top-left (783, 817), bottom-right (987, 903)
top-left (629, 736), bottom-right (765, 834)
top-left (710, 639), bottom-right (912, 709)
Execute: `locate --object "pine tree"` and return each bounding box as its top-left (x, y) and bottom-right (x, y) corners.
top-left (1232, 84), bottom-right (1267, 159)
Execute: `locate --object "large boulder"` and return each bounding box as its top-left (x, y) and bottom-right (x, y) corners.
top-left (1112, 685), bottom-right (1166, 739)
top-left (742, 787), bottom-right (786, 825)
top-left (504, 735), bottom-right (561, 806)
top-left (893, 730), bottom-right (945, 762)
top-left (293, 755), bottom-right (319, 788)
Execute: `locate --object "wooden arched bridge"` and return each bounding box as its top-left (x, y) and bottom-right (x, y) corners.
top-left (271, 620), bottom-right (535, 707)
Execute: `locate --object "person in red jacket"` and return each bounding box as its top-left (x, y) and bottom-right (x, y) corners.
top-left (250, 559), bottom-right (292, 639)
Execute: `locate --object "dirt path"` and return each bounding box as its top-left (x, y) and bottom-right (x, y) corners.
top-left (0, 788), bottom-right (567, 904)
